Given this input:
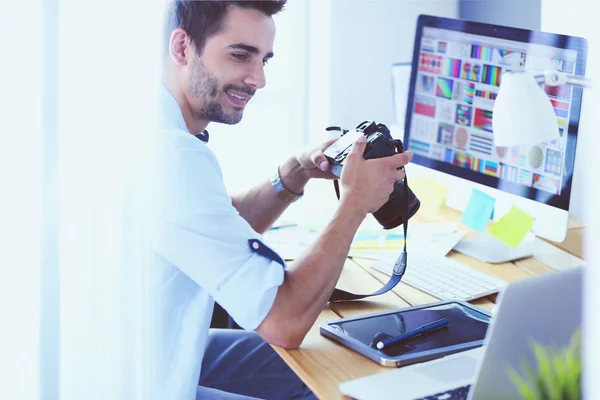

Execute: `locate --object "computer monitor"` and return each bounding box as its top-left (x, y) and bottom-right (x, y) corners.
top-left (402, 15), bottom-right (587, 262)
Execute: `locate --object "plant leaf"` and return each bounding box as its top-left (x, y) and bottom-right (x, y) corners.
top-left (507, 366), bottom-right (538, 400)
top-left (531, 341), bottom-right (557, 399)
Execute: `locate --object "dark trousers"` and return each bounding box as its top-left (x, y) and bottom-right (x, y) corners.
top-left (210, 302), bottom-right (242, 329)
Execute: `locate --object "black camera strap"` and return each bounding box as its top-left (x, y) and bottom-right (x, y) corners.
top-left (328, 172), bottom-right (409, 302)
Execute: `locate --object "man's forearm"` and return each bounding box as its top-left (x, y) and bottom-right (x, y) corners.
top-left (231, 156), bottom-right (308, 234)
top-left (256, 199), bottom-right (367, 348)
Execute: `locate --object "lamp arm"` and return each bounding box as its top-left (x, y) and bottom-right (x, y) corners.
top-left (533, 70), bottom-right (592, 88)
top-left (565, 74), bottom-right (592, 88)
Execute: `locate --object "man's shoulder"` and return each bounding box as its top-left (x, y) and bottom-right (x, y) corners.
top-left (159, 127), bottom-right (211, 153)
top-left (158, 127), bottom-right (223, 180)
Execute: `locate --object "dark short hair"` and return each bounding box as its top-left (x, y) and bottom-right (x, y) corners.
top-left (164, 1), bottom-right (287, 55)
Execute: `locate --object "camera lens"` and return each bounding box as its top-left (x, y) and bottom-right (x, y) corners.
top-left (373, 181), bottom-right (421, 229)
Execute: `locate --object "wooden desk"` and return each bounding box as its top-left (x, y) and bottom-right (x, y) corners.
top-left (272, 206), bottom-right (584, 400)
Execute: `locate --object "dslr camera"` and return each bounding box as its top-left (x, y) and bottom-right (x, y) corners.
top-left (323, 120), bottom-right (420, 230)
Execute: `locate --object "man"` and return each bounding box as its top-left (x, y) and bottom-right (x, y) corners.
top-left (159, 1), bottom-right (413, 399)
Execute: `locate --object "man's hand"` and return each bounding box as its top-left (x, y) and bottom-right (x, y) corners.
top-left (340, 135), bottom-right (413, 214)
top-left (295, 138), bottom-right (340, 180)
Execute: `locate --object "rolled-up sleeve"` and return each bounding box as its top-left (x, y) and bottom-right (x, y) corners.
top-left (156, 135), bottom-right (285, 330)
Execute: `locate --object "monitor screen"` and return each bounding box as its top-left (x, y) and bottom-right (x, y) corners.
top-left (404, 15), bottom-right (587, 212)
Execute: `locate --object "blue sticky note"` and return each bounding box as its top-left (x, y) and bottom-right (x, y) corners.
top-left (460, 189), bottom-right (496, 233)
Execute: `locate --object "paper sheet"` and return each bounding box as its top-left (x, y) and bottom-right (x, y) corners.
top-left (349, 223), bottom-right (466, 259)
top-left (263, 225), bottom-right (319, 260)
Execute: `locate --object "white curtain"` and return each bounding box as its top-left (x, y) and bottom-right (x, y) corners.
top-left (0, 0), bottom-right (44, 398)
top-left (58, 0), bottom-right (164, 398)
top-left (541, 0), bottom-right (600, 395)
top-left (1, 0), bottom-right (164, 398)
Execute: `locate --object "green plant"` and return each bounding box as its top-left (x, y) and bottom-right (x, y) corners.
top-left (507, 330), bottom-right (581, 400)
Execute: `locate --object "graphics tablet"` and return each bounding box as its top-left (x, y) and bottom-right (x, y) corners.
top-left (320, 301), bottom-right (492, 367)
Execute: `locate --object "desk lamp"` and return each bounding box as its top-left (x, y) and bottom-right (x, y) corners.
top-left (455, 69), bottom-right (591, 262)
top-left (493, 69), bottom-right (592, 146)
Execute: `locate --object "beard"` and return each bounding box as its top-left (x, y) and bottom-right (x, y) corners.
top-left (187, 57), bottom-right (253, 125)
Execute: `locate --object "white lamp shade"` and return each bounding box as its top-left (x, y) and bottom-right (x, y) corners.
top-left (492, 71), bottom-right (560, 147)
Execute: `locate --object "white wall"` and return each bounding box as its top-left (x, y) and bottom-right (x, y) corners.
top-left (541, 0), bottom-right (600, 396)
top-left (327, 0), bottom-right (458, 129)
top-left (459, 0), bottom-right (541, 30)
top-left (541, 1), bottom-right (595, 225)
top-left (209, 0), bottom-right (310, 193)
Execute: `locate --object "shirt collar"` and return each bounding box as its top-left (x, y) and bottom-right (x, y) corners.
top-left (160, 85), bottom-right (209, 143)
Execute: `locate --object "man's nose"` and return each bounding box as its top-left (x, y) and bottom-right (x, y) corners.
top-left (244, 62), bottom-right (266, 90)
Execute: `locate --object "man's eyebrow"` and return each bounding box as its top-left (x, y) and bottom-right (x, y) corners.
top-left (227, 43), bottom-right (274, 59)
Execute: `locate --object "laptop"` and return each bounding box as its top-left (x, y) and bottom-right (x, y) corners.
top-left (339, 267), bottom-right (583, 400)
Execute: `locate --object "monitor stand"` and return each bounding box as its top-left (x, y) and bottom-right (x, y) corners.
top-left (453, 234), bottom-right (534, 264)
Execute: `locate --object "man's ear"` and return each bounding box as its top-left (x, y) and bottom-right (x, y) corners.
top-left (169, 28), bottom-right (191, 68)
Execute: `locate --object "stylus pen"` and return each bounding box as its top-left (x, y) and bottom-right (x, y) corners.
top-left (376, 318), bottom-right (449, 350)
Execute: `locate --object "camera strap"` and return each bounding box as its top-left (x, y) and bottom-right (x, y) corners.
top-left (328, 174), bottom-right (409, 302)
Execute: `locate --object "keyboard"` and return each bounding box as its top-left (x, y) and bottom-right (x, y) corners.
top-left (371, 252), bottom-right (507, 301)
top-left (416, 384), bottom-right (471, 400)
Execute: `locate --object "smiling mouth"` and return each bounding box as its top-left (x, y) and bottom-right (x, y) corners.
top-left (225, 90), bottom-right (251, 108)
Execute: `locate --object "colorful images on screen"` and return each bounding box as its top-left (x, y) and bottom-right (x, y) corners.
top-left (533, 174), bottom-right (561, 195)
top-left (409, 139), bottom-right (431, 156)
top-left (430, 144), bottom-right (445, 160)
top-left (456, 105), bottom-right (472, 126)
top-left (552, 58), bottom-right (575, 74)
top-left (436, 77), bottom-right (455, 99)
top-left (463, 82), bottom-right (475, 104)
top-left (419, 52), bottom-right (442, 74)
top-left (437, 123), bottom-right (454, 146)
top-left (454, 127), bottom-right (469, 148)
top-left (550, 99), bottom-right (569, 118)
top-left (417, 74), bottom-right (435, 94)
top-left (475, 89), bottom-right (497, 100)
top-left (453, 151), bottom-right (472, 168)
top-left (461, 62), bottom-right (481, 82)
top-left (499, 164), bottom-right (518, 182)
top-left (408, 28), bottom-right (574, 197)
top-left (443, 58), bottom-right (462, 78)
top-left (473, 109), bottom-right (493, 132)
top-left (421, 38), bottom-right (435, 53)
top-left (437, 41), bottom-right (448, 53)
top-left (482, 65), bottom-right (502, 86)
top-left (471, 158), bottom-right (499, 177)
top-left (469, 133), bottom-right (493, 155)
top-left (545, 149), bottom-right (563, 176)
top-left (471, 44), bottom-right (493, 61)
top-left (544, 85), bottom-right (572, 101)
top-left (414, 95), bottom-right (436, 117)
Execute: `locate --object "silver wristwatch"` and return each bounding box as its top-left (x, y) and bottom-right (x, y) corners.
top-left (270, 168), bottom-right (304, 203)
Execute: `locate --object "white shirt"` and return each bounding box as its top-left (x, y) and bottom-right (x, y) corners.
top-left (156, 87), bottom-right (285, 399)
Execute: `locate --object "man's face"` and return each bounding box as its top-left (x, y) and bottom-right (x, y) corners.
top-left (185, 7), bottom-right (276, 125)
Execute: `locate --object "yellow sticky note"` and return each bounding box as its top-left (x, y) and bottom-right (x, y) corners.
top-left (489, 206), bottom-right (534, 248)
top-left (409, 177), bottom-right (447, 220)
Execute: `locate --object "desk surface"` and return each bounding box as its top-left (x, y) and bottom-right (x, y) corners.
top-left (272, 205), bottom-right (584, 400)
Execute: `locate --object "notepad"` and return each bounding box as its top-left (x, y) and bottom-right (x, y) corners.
top-left (409, 177), bottom-right (447, 220)
top-left (489, 206), bottom-right (534, 248)
top-left (460, 189), bottom-right (495, 234)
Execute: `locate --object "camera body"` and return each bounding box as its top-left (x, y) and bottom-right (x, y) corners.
top-left (323, 120), bottom-right (420, 229)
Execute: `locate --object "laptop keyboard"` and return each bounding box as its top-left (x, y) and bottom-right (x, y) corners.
top-left (416, 384), bottom-right (471, 400)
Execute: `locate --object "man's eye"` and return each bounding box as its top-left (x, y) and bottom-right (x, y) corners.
top-left (231, 53), bottom-right (249, 62)
top-left (262, 59), bottom-right (269, 66)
